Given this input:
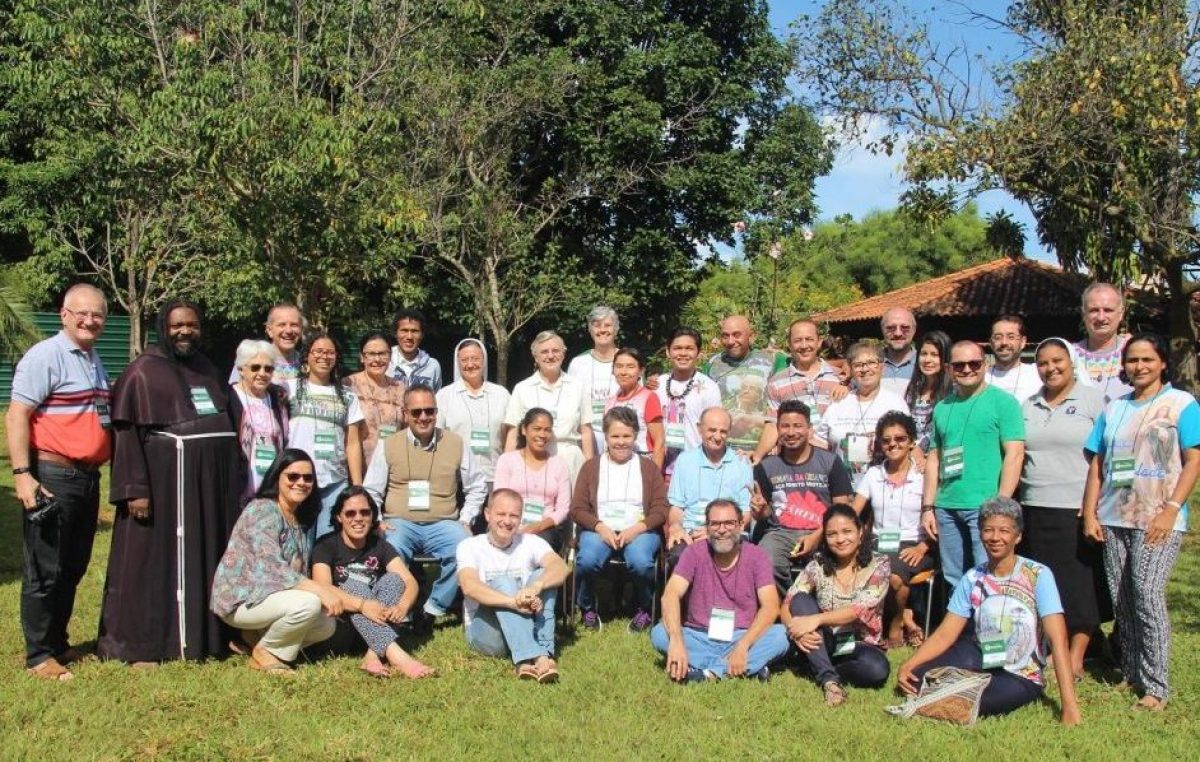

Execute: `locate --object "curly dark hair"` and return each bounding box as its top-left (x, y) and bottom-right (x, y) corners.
top-left (814, 504), bottom-right (874, 576)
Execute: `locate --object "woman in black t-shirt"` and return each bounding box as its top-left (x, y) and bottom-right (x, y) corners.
top-left (311, 487), bottom-right (436, 678)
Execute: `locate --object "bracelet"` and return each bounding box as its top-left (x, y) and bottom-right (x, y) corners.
top-left (920, 505), bottom-right (935, 514)
top-left (1164, 500), bottom-right (1182, 510)
top-left (12, 466), bottom-right (31, 476)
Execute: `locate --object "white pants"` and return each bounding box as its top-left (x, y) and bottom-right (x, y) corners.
top-left (222, 589), bottom-right (336, 662)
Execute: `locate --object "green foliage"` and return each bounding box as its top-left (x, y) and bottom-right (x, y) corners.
top-left (797, 0), bottom-right (1200, 387)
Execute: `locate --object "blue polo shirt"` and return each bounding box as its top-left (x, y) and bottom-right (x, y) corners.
top-left (667, 446), bottom-right (753, 531)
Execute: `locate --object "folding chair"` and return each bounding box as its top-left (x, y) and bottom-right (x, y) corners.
top-left (909, 568), bottom-right (938, 636)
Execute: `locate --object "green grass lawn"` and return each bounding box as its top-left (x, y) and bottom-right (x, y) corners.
top-left (1, 432), bottom-right (1197, 760)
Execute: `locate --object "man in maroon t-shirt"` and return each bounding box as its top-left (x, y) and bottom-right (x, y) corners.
top-left (650, 499), bottom-right (790, 682)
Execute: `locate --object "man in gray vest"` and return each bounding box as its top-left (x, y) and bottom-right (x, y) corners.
top-left (364, 384), bottom-right (486, 618)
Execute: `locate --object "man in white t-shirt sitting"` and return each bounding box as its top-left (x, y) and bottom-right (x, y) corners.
top-left (456, 489), bottom-right (569, 682)
top-left (985, 315), bottom-right (1040, 401)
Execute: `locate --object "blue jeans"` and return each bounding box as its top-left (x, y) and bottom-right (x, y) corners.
top-left (650, 623), bottom-right (790, 678)
top-left (575, 530), bottom-right (661, 612)
top-left (384, 518), bottom-right (469, 615)
top-left (935, 508), bottom-right (984, 590)
top-left (308, 480), bottom-right (347, 549)
top-left (466, 570), bottom-right (556, 664)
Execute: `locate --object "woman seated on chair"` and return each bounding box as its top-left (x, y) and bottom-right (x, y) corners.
top-left (781, 504), bottom-right (892, 706)
top-left (852, 411), bottom-right (935, 647)
top-left (493, 407), bottom-right (572, 552)
top-left (897, 497), bottom-right (1081, 725)
top-left (310, 486), bottom-right (436, 679)
top-left (570, 406), bottom-right (669, 633)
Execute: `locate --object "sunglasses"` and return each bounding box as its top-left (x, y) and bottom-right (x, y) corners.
top-left (341, 509), bottom-right (372, 519)
top-left (284, 472), bottom-right (315, 484)
top-left (950, 360), bottom-right (984, 373)
top-left (881, 435), bottom-right (910, 445)
top-left (247, 364), bottom-right (275, 374)
top-left (408, 407), bottom-right (437, 418)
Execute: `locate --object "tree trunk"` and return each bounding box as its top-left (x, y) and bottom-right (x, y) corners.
top-left (1164, 259), bottom-right (1197, 395)
top-left (493, 329), bottom-right (510, 388)
top-left (129, 310), bottom-right (144, 360)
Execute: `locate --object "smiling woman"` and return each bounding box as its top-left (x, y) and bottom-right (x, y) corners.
top-left (229, 339), bottom-right (289, 505)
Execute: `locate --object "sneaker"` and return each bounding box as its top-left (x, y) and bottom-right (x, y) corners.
top-left (683, 668), bottom-right (707, 684)
top-left (628, 609), bottom-right (653, 634)
top-left (754, 666), bottom-right (771, 683)
top-left (580, 609), bottom-right (602, 631)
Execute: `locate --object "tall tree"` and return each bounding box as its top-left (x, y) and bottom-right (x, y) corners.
top-left (798, 0), bottom-right (1200, 388)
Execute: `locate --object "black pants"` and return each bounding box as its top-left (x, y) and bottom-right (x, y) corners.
top-left (21, 461), bottom-right (100, 667)
top-left (911, 636), bottom-right (1044, 717)
top-left (789, 593), bottom-right (890, 687)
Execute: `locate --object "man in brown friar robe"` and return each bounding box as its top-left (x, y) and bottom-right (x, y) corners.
top-left (97, 299), bottom-right (241, 663)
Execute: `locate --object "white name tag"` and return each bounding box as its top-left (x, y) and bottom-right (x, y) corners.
top-left (844, 434), bottom-right (871, 465)
top-left (409, 480), bottom-right (431, 510)
top-left (833, 630), bottom-right (856, 657)
top-left (708, 607), bottom-right (735, 642)
top-left (378, 425), bottom-right (397, 440)
top-left (96, 398), bottom-right (111, 428)
top-left (942, 446), bottom-right (964, 479)
top-left (980, 636), bottom-right (1007, 669)
top-left (253, 444), bottom-right (276, 475)
top-left (190, 387), bottom-right (218, 416)
top-left (665, 422), bottom-right (687, 450)
top-left (1110, 455), bottom-right (1136, 488)
top-left (523, 498), bottom-right (545, 524)
top-left (877, 529), bottom-right (901, 553)
top-left (314, 431), bottom-right (336, 461)
top-left (591, 399), bottom-right (605, 418)
top-left (598, 503), bottom-right (640, 532)
top-left (469, 428), bottom-right (491, 454)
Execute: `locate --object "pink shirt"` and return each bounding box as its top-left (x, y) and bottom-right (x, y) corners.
top-left (493, 450), bottom-right (572, 525)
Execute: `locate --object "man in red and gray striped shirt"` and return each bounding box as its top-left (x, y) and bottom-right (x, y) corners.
top-left (7, 283), bottom-right (111, 681)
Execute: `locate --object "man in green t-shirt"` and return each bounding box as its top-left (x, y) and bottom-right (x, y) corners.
top-left (921, 341), bottom-right (1025, 588)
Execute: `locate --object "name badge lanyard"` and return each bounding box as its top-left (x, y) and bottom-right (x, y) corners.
top-left (402, 432), bottom-right (440, 509)
top-left (537, 379), bottom-right (565, 426)
top-left (76, 349), bottom-right (111, 425)
top-left (979, 561), bottom-right (1021, 669)
top-left (601, 455), bottom-right (637, 530)
top-left (1104, 387), bottom-right (1166, 485)
top-left (522, 456), bottom-right (551, 524)
top-left (845, 393), bottom-right (880, 455)
top-left (943, 391), bottom-right (984, 475)
top-left (463, 389), bottom-right (494, 454)
top-left (372, 381), bottom-right (404, 437)
top-left (665, 374), bottom-right (696, 448)
top-left (688, 462), bottom-right (728, 530)
top-left (708, 550), bottom-right (743, 641)
top-left (830, 568), bottom-right (864, 655)
top-left (878, 463), bottom-right (910, 552)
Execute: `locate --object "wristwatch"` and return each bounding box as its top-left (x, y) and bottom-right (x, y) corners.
top-left (12, 466), bottom-right (31, 476)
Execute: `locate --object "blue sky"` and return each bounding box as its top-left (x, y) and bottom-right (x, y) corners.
top-left (768, 1), bottom-right (1054, 262)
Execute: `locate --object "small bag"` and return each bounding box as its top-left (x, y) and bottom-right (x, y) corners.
top-left (885, 667), bottom-right (993, 726)
top-left (27, 491), bottom-right (61, 526)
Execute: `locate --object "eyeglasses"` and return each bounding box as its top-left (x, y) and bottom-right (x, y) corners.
top-left (246, 364), bottom-right (275, 374)
top-left (362, 351), bottom-right (389, 360)
top-left (884, 324), bottom-right (913, 334)
top-left (706, 519), bottom-right (740, 530)
top-left (851, 359), bottom-right (881, 370)
top-left (63, 307), bottom-right (106, 322)
top-left (284, 472), bottom-right (315, 484)
top-left (310, 350), bottom-right (337, 358)
top-left (408, 407), bottom-right (437, 418)
top-left (536, 349), bottom-right (564, 357)
top-left (950, 360), bottom-right (984, 373)
top-left (341, 509), bottom-right (372, 519)
top-left (881, 435), bottom-right (910, 446)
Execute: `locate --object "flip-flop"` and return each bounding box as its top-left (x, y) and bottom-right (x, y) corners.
top-left (537, 666), bottom-right (559, 684)
top-left (27, 658), bottom-right (73, 682)
top-left (516, 663), bottom-right (539, 680)
top-left (250, 655), bottom-right (296, 677)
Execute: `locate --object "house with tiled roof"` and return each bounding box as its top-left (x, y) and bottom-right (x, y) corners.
top-left (811, 255), bottom-right (1158, 343)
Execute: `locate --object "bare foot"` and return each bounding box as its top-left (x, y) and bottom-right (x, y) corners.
top-left (391, 653), bottom-right (437, 679)
top-left (360, 652), bottom-right (391, 679)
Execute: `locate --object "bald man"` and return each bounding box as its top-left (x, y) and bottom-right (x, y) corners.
top-left (753, 319), bottom-right (847, 462)
top-left (8, 284), bottom-right (112, 680)
top-left (1073, 283), bottom-right (1132, 403)
top-left (702, 316), bottom-right (788, 455)
top-left (880, 307), bottom-right (918, 396)
top-left (665, 407), bottom-right (755, 568)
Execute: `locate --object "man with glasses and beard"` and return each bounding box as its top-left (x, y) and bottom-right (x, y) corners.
top-left (880, 307), bottom-right (919, 396)
top-left (99, 299), bottom-right (241, 664)
top-left (922, 341), bottom-right (1025, 590)
top-left (363, 384), bottom-right (487, 620)
top-left (651, 499), bottom-right (789, 682)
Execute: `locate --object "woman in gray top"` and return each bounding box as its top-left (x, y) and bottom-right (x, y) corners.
top-left (1018, 337), bottom-right (1108, 681)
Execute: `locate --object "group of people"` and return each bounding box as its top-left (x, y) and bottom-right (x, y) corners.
top-left (10, 282), bottom-right (1196, 723)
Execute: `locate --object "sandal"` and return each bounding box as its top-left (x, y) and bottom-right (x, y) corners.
top-left (904, 627), bottom-right (925, 648)
top-left (823, 680), bottom-right (847, 707)
top-left (1134, 695), bottom-right (1167, 712)
top-left (536, 657), bottom-right (559, 684)
top-left (516, 663), bottom-right (539, 681)
top-left (27, 657), bottom-right (73, 682)
top-left (249, 648), bottom-right (296, 678)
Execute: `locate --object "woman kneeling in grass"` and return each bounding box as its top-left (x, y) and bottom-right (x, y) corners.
top-left (311, 487), bottom-right (435, 679)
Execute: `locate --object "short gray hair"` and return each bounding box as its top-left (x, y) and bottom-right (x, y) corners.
top-left (1080, 282), bottom-right (1124, 312)
top-left (530, 330), bottom-right (564, 355)
top-left (846, 341), bottom-right (884, 364)
top-left (235, 339), bottom-right (282, 370)
top-left (980, 496), bottom-right (1023, 533)
top-left (586, 305), bottom-right (620, 334)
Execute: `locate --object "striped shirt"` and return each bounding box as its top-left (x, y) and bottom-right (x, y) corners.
top-left (11, 330), bottom-right (112, 464)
